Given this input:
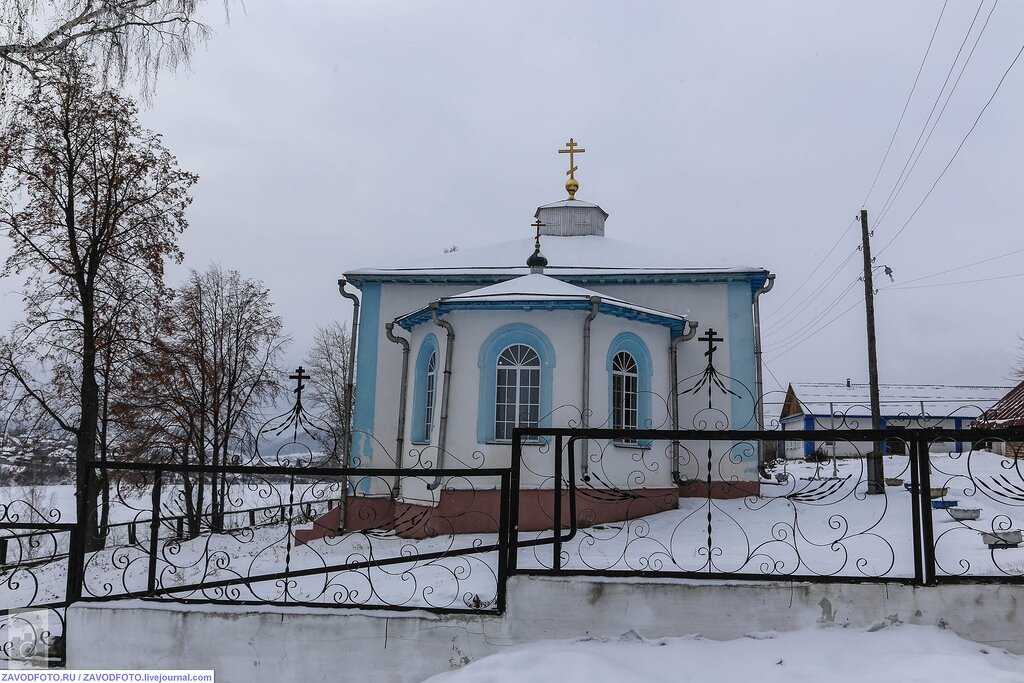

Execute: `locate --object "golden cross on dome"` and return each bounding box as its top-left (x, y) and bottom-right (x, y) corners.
top-left (558, 138), bottom-right (585, 200)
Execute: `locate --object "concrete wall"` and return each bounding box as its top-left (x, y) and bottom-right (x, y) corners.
top-left (68, 576), bottom-right (1024, 683)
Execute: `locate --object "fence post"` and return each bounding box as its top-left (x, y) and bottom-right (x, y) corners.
top-left (0, 537), bottom-right (6, 567)
top-left (508, 431), bottom-right (522, 575)
top-left (553, 435), bottom-right (563, 572)
top-left (496, 471), bottom-right (511, 614)
top-left (147, 469), bottom-right (163, 595)
top-left (909, 437), bottom-right (924, 586)
top-left (916, 436), bottom-right (937, 585)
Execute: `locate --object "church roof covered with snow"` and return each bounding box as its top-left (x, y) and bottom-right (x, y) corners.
top-left (344, 141), bottom-right (769, 294)
top-left (394, 273), bottom-right (689, 335)
top-left (345, 235), bottom-right (769, 291)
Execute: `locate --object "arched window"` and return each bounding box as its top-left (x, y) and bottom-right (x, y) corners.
top-left (411, 334), bottom-right (439, 444)
top-left (423, 351), bottom-right (437, 440)
top-left (495, 344), bottom-right (541, 441)
top-left (606, 332), bottom-right (653, 446)
top-left (477, 324), bottom-right (555, 444)
top-left (611, 351), bottom-right (639, 430)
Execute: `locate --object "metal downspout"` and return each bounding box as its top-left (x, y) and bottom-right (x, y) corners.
top-left (384, 322), bottom-right (410, 498)
top-left (428, 303), bottom-right (454, 491)
top-left (671, 320), bottom-right (699, 486)
top-left (337, 279), bottom-right (360, 470)
top-left (753, 274), bottom-right (776, 473)
top-left (580, 297), bottom-right (601, 482)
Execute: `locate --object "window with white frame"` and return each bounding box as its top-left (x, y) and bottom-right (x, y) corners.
top-left (423, 351), bottom-right (437, 440)
top-left (611, 351), bottom-right (639, 431)
top-left (494, 344), bottom-right (541, 441)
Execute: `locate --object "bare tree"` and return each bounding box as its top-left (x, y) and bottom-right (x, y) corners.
top-left (121, 265), bottom-right (288, 534)
top-left (1015, 333), bottom-right (1024, 382)
top-left (0, 0), bottom-right (220, 98)
top-left (0, 55), bottom-right (195, 547)
top-left (303, 322), bottom-right (351, 464)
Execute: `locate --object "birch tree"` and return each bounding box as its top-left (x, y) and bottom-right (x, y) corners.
top-left (0, 0), bottom-right (219, 98)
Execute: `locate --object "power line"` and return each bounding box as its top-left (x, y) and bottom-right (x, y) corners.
top-left (875, 36), bottom-right (1024, 257)
top-left (767, 218), bottom-right (857, 318)
top-left (764, 275), bottom-right (860, 349)
top-left (765, 297), bottom-right (865, 361)
top-left (761, 358), bottom-right (786, 392)
top-left (874, 0), bottom-right (999, 230)
top-left (891, 245), bottom-right (1024, 287)
top-left (883, 271), bottom-right (1024, 291)
top-left (763, 246), bottom-right (859, 333)
top-left (861, 0), bottom-right (950, 208)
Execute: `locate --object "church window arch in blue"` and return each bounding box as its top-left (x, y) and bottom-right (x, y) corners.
top-left (477, 324), bottom-right (555, 443)
top-left (411, 334), bottom-right (439, 444)
top-left (606, 332), bottom-right (653, 444)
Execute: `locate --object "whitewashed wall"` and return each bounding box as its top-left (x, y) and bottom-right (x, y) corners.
top-left (364, 278), bottom-right (755, 500)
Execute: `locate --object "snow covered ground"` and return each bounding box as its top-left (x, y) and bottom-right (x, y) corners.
top-left (424, 623), bottom-right (1024, 683)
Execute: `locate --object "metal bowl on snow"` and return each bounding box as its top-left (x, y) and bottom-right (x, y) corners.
top-left (948, 508), bottom-right (981, 521)
top-left (885, 477), bottom-right (904, 487)
top-left (981, 530), bottom-right (1022, 548)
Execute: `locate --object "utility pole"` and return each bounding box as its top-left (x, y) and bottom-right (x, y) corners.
top-left (860, 209), bottom-right (885, 494)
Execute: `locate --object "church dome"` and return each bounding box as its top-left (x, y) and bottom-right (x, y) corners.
top-left (534, 200), bottom-right (608, 237)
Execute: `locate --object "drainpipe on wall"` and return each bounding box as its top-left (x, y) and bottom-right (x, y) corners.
top-left (428, 303), bottom-right (454, 491)
top-left (671, 320), bottom-right (700, 486)
top-left (337, 279), bottom-right (360, 470)
top-left (753, 273), bottom-right (776, 474)
top-left (580, 297), bottom-right (601, 483)
top-left (384, 322), bottom-right (410, 498)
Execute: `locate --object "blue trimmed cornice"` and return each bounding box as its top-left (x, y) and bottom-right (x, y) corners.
top-left (396, 299), bottom-right (686, 337)
top-left (345, 270), bottom-right (770, 294)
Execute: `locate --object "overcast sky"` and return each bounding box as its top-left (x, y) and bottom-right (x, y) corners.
top-left (3, 0), bottom-right (1023, 401)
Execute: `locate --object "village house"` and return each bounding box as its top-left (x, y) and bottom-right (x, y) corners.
top-left (778, 381), bottom-right (1010, 458)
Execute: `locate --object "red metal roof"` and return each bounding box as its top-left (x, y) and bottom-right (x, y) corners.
top-left (974, 379), bottom-right (1024, 428)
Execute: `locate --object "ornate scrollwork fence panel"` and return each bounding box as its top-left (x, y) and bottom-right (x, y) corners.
top-left (511, 427), bottom-right (927, 582)
top-left (79, 461), bottom-right (512, 614)
top-left (926, 429), bottom-right (1024, 582)
top-left (0, 490), bottom-right (76, 666)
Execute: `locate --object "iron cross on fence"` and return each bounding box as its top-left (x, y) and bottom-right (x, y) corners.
top-left (699, 328), bottom-right (723, 365)
top-left (290, 366), bottom-right (311, 401)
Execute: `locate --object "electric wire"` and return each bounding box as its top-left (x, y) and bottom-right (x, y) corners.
top-left (861, 0), bottom-right (950, 208)
top-left (765, 297), bottom-right (865, 362)
top-left (767, 218), bottom-right (857, 318)
top-left (763, 246), bottom-right (860, 333)
top-left (883, 271), bottom-right (1024, 291)
top-left (874, 0), bottom-right (999, 231)
top-left (764, 276), bottom-right (861, 350)
top-left (890, 245), bottom-right (1024, 287)
top-left (875, 36), bottom-right (1024, 258)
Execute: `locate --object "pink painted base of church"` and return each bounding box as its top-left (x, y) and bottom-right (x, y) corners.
top-left (295, 481), bottom-right (760, 544)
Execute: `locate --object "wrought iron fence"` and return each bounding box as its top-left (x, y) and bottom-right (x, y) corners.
top-left (0, 491), bottom-right (77, 667)
top-left (509, 426), bottom-right (1024, 587)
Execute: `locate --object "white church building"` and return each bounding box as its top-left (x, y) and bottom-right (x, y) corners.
top-left (302, 144), bottom-right (772, 541)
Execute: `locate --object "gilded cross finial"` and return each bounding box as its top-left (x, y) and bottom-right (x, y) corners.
top-left (532, 218), bottom-right (544, 250)
top-left (558, 137), bottom-right (586, 200)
